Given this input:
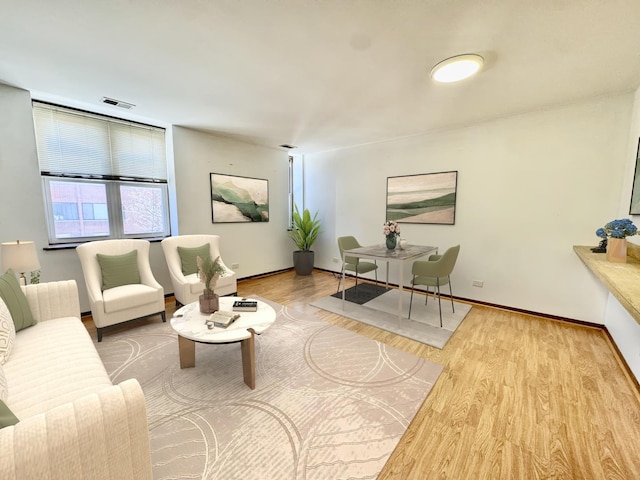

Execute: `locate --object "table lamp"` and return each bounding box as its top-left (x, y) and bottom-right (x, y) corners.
top-left (1, 240), bottom-right (41, 285)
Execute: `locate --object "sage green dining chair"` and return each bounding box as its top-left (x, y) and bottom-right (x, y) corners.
top-left (408, 245), bottom-right (460, 327)
top-left (336, 236), bottom-right (378, 293)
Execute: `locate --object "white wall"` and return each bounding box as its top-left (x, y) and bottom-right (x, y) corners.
top-left (172, 126), bottom-right (292, 279)
top-left (0, 79), bottom-right (637, 328)
top-left (0, 85), bottom-right (89, 301)
top-left (0, 84), bottom-right (173, 311)
top-left (603, 84), bottom-right (640, 379)
top-left (0, 84), bottom-right (293, 313)
top-left (303, 94), bottom-right (633, 324)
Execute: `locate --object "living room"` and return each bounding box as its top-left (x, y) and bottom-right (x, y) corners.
top-left (2, 1), bottom-right (640, 478)
top-left (3, 77), bottom-right (640, 376)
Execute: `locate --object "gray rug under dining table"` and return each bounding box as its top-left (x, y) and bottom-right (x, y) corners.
top-left (314, 286), bottom-right (472, 349)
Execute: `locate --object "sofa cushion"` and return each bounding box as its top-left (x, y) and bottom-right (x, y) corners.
top-left (97, 250), bottom-right (141, 291)
top-left (177, 243), bottom-right (210, 276)
top-left (0, 298), bottom-right (15, 365)
top-left (3, 317), bottom-right (111, 419)
top-left (0, 399), bottom-right (18, 428)
top-left (102, 284), bottom-right (160, 314)
top-left (0, 270), bottom-right (35, 332)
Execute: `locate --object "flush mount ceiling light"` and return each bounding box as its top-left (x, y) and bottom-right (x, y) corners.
top-left (430, 54), bottom-right (484, 83)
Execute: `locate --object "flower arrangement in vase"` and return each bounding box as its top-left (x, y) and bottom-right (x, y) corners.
top-left (383, 220), bottom-right (400, 250)
top-left (596, 218), bottom-right (638, 263)
top-left (197, 255), bottom-right (225, 313)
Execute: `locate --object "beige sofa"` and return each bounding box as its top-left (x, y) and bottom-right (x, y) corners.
top-left (0, 280), bottom-right (152, 479)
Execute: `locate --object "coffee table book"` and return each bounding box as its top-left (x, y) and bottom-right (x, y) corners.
top-left (233, 300), bottom-right (258, 312)
top-left (208, 310), bottom-right (240, 328)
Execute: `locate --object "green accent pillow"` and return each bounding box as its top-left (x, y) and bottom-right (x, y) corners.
top-left (177, 244), bottom-right (210, 276)
top-left (0, 399), bottom-right (19, 428)
top-left (96, 250), bottom-right (141, 291)
top-left (0, 270), bottom-right (36, 332)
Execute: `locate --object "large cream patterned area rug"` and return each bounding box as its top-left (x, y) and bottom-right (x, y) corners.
top-left (94, 298), bottom-right (443, 480)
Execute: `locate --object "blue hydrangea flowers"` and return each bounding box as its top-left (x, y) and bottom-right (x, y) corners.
top-left (596, 218), bottom-right (638, 239)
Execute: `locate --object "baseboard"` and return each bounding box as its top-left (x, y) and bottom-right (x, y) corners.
top-left (314, 267), bottom-right (603, 329)
top-left (237, 267), bottom-right (293, 281)
top-left (602, 327), bottom-right (640, 399)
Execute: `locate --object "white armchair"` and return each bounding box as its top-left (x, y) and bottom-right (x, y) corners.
top-left (161, 234), bottom-right (237, 306)
top-left (76, 239), bottom-right (166, 341)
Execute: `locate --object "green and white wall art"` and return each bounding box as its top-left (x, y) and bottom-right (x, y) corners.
top-left (386, 171), bottom-right (457, 225)
top-left (210, 173), bottom-right (269, 223)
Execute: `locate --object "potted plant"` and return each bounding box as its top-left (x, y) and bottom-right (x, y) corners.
top-left (196, 255), bottom-right (225, 313)
top-left (596, 218), bottom-right (638, 263)
top-left (290, 206), bottom-right (321, 275)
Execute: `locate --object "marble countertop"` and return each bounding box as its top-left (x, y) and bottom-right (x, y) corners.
top-left (573, 244), bottom-right (640, 325)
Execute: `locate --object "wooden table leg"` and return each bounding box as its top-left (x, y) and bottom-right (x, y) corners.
top-left (178, 335), bottom-right (195, 368)
top-left (241, 328), bottom-right (256, 389)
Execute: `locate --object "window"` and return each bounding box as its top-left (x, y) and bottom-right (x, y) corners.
top-left (82, 202), bottom-right (108, 221)
top-left (53, 202), bottom-right (79, 221)
top-left (33, 101), bottom-right (170, 244)
top-left (288, 155), bottom-right (304, 229)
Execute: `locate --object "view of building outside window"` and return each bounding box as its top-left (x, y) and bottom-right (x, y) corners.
top-left (50, 180), bottom-right (166, 239)
top-left (50, 180), bottom-right (109, 238)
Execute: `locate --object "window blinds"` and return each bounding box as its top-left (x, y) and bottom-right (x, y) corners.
top-left (32, 101), bottom-right (167, 181)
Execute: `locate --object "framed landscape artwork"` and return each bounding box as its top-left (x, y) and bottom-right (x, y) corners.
top-left (386, 171), bottom-right (458, 225)
top-left (629, 138), bottom-right (640, 215)
top-left (210, 173), bottom-right (269, 223)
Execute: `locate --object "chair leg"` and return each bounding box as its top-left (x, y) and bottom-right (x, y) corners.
top-left (408, 276), bottom-right (415, 319)
top-left (436, 279), bottom-right (443, 328)
top-left (336, 264), bottom-right (345, 294)
top-left (97, 328), bottom-right (103, 343)
top-left (161, 311), bottom-right (166, 323)
top-left (449, 276), bottom-right (455, 313)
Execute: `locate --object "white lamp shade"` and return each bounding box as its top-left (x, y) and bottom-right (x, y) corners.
top-left (1, 241), bottom-right (41, 274)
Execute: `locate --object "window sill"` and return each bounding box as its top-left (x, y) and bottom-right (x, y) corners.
top-left (43, 237), bottom-right (167, 251)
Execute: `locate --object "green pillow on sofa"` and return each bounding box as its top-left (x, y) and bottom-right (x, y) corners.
top-left (0, 270), bottom-right (36, 332)
top-left (177, 243), bottom-right (210, 276)
top-left (0, 399), bottom-right (19, 428)
top-left (96, 250), bottom-right (141, 291)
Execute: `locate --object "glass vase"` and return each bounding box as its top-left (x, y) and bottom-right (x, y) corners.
top-left (386, 236), bottom-right (397, 250)
top-left (199, 289), bottom-right (219, 313)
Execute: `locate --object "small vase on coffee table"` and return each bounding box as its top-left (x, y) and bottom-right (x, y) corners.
top-left (199, 289), bottom-right (219, 313)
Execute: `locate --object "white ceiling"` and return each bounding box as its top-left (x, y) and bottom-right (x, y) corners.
top-left (2, 0), bottom-right (640, 155)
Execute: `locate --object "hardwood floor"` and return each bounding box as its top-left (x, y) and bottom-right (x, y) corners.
top-left (85, 269), bottom-right (640, 479)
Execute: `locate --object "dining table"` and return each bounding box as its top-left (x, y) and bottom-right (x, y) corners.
top-left (341, 243), bottom-right (438, 320)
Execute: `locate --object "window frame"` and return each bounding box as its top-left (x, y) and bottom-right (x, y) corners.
top-left (34, 101), bottom-right (171, 245)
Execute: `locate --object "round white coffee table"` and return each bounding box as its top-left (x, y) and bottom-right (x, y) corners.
top-left (170, 296), bottom-right (276, 389)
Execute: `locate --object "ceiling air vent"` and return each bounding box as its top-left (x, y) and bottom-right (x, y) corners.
top-left (279, 144), bottom-right (297, 149)
top-left (101, 96), bottom-right (135, 109)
